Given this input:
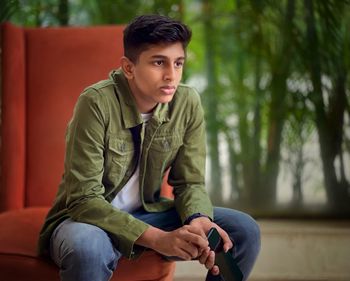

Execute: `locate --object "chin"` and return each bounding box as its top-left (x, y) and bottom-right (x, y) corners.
top-left (158, 95), bottom-right (175, 104)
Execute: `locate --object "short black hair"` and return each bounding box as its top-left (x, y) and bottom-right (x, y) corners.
top-left (123, 14), bottom-right (192, 63)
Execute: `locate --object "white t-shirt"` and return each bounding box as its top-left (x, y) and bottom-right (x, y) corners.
top-left (111, 112), bottom-right (153, 213)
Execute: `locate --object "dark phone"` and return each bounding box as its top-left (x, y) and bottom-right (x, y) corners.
top-left (207, 228), bottom-right (243, 281)
top-left (207, 227), bottom-right (224, 252)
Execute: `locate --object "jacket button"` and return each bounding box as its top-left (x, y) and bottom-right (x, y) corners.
top-left (163, 140), bottom-right (169, 150)
top-left (119, 143), bottom-right (125, 152)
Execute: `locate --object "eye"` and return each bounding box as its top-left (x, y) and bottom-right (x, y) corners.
top-left (153, 60), bottom-right (164, 66)
top-left (175, 60), bottom-right (184, 68)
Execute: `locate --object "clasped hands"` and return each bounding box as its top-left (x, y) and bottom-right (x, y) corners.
top-left (137, 217), bottom-right (233, 275)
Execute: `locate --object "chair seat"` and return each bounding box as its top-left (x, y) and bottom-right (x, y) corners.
top-left (0, 207), bottom-right (175, 281)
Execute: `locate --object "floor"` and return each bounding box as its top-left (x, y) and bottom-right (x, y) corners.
top-left (175, 279), bottom-right (330, 281)
top-left (173, 219), bottom-right (350, 281)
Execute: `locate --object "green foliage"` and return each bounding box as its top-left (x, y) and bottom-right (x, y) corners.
top-left (0, 0), bottom-right (19, 23)
top-left (9, 0), bottom-right (69, 26)
top-left (6, 0), bottom-right (350, 217)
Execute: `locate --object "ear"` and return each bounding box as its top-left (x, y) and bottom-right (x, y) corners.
top-left (120, 56), bottom-right (135, 80)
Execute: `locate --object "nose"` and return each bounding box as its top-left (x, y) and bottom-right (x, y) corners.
top-left (163, 65), bottom-right (176, 81)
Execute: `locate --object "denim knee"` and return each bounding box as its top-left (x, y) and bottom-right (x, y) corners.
top-left (65, 227), bottom-right (116, 265)
top-left (213, 207), bottom-right (261, 280)
top-left (233, 213), bottom-right (261, 280)
top-left (240, 213), bottom-right (261, 257)
top-left (50, 219), bottom-right (121, 281)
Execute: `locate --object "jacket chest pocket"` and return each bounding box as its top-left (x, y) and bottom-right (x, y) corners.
top-left (148, 135), bottom-right (183, 169)
top-left (105, 138), bottom-right (134, 183)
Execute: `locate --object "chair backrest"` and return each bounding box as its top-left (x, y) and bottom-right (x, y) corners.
top-left (1, 23), bottom-right (124, 211)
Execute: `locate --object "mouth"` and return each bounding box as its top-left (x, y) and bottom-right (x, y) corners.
top-left (160, 86), bottom-right (176, 95)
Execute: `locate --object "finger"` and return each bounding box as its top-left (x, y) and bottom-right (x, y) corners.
top-left (179, 230), bottom-right (208, 249)
top-left (204, 250), bottom-right (215, 270)
top-left (223, 240), bottom-right (233, 253)
top-left (174, 246), bottom-right (196, 261)
top-left (182, 243), bottom-right (199, 259)
top-left (197, 246), bottom-right (204, 256)
top-left (170, 236), bottom-right (199, 260)
top-left (211, 265), bottom-right (220, 275)
top-left (217, 228), bottom-right (233, 252)
top-left (198, 247), bottom-right (210, 264)
top-left (176, 239), bottom-right (200, 259)
top-left (184, 225), bottom-right (207, 239)
top-left (176, 250), bottom-right (193, 261)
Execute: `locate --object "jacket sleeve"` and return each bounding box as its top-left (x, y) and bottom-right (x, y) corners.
top-left (168, 88), bottom-right (214, 223)
top-left (64, 89), bottom-right (148, 259)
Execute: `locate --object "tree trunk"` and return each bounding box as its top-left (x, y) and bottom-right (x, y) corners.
top-left (250, 50), bottom-right (263, 204)
top-left (57, 0), bottom-right (69, 26)
top-left (225, 133), bottom-right (240, 199)
top-left (292, 144), bottom-right (304, 206)
top-left (202, 0), bottom-right (222, 200)
top-left (262, 0), bottom-right (295, 206)
top-left (304, 0), bottom-right (349, 208)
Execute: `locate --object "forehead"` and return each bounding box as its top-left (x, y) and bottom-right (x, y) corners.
top-left (139, 42), bottom-right (185, 60)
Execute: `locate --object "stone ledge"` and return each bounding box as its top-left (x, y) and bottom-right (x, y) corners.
top-left (258, 219), bottom-right (350, 235)
top-left (175, 277), bottom-right (349, 281)
top-left (174, 220), bottom-right (350, 281)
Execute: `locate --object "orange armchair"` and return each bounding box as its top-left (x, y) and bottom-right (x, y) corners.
top-left (0, 22), bottom-right (175, 281)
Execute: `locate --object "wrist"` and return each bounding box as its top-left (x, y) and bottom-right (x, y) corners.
top-left (184, 213), bottom-right (211, 225)
top-left (136, 226), bottom-right (164, 249)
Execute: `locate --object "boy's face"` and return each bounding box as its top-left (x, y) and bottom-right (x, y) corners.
top-left (122, 42), bottom-right (185, 113)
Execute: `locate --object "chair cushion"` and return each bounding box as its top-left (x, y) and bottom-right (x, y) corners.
top-left (0, 207), bottom-right (175, 281)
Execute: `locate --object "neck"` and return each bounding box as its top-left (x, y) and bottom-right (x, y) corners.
top-left (128, 80), bottom-right (157, 113)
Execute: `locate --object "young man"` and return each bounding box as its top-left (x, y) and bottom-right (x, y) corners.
top-left (38, 15), bottom-right (260, 281)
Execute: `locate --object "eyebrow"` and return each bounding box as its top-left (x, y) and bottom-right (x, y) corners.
top-left (150, 55), bottom-right (186, 60)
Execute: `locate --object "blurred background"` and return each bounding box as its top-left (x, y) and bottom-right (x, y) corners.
top-left (2, 0), bottom-right (350, 219)
top-left (1, 1), bottom-right (350, 280)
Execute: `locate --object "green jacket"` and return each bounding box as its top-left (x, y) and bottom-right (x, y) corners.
top-left (38, 69), bottom-right (213, 259)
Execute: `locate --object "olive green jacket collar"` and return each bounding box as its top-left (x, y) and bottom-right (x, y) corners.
top-left (110, 69), bottom-right (170, 129)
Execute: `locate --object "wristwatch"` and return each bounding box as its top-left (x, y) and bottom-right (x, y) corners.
top-left (184, 213), bottom-right (211, 225)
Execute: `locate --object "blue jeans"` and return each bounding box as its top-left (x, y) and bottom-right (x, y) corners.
top-left (50, 207), bottom-right (260, 281)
